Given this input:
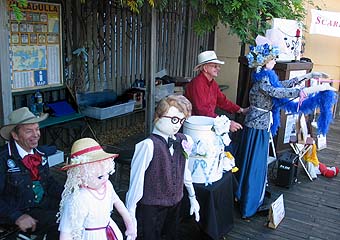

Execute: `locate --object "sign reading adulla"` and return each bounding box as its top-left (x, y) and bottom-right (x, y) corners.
top-left (34, 70), bottom-right (48, 86)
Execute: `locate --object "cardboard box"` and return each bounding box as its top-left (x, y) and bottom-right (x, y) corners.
top-left (48, 150), bottom-right (64, 167)
top-left (126, 90), bottom-right (144, 110)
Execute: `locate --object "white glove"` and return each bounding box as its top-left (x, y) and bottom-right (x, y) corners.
top-left (189, 195), bottom-right (200, 222)
top-left (302, 83), bottom-right (337, 95)
top-left (299, 72), bottom-right (329, 81)
top-left (125, 215), bottom-right (137, 240)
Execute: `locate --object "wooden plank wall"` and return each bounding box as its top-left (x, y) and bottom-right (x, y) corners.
top-left (64, 0), bottom-right (209, 94)
top-left (58, 0), bottom-right (210, 139)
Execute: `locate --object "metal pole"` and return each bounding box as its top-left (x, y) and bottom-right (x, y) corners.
top-left (0, 0), bottom-right (13, 126)
top-left (146, 7), bottom-right (157, 135)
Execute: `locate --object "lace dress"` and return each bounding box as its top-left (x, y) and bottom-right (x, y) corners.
top-left (59, 181), bottom-right (123, 240)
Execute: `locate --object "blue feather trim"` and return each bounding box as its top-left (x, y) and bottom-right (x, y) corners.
top-left (253, 69), bottom-right (337, 136)
top-left (281, 91), bottom-right (337, 135)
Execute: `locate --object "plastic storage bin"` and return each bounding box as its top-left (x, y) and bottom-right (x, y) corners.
top-left (77, 91), bottom-right (135, 120)
top-left (80, 101), bottom-right (135, 120)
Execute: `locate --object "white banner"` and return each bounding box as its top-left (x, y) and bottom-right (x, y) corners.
top-left (310, 9), bottom-right (340, 38)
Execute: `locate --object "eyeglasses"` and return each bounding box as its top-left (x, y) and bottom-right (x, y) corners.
top-left (162, 116), bottom-right (186, 125)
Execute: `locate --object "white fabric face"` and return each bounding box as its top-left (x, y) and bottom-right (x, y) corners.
top-left (154, 106), bottom-right (185, 136)
top-left (265, 59), bottom-right (276, 70)
top-left (84, 163), bottom-right (110, 190)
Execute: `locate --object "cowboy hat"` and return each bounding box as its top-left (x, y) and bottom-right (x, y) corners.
top-left (0, 107), bottom-right (48, 140)
top-left (193, 50), bottom-right (225, 71)
top-left (61, 138), bottom-right (119, 171)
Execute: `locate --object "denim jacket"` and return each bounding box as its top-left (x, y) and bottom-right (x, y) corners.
top-left (0, 140), bottom-right (62, 223)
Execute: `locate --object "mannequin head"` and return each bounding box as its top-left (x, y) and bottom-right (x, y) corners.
top-left (78, 160), bottom-right (113, 189)
top-left (63, 158), bottom-right (114, 191)
top-left (155, 106), bottom-right (185, 136)
top-left (61, 138), bottom-right (117, 190)
top-left (154, 95), bottom-right (192, 136)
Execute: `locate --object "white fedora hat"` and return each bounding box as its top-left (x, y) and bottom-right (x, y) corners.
top-left (0, 107), bottom-right (48, 140)
top-left (193, 50), bottom-right (225, 71)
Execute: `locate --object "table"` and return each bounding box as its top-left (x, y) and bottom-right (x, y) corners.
top-left (39, 113), bottom-right (95, 151)
top-left (39, 112), bottom-right (85, 128)
top-left (180, 171), bottom-right (238, 240)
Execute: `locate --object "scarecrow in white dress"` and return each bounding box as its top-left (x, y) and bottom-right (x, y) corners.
top-left (58, 138), bottom-right (137, 240)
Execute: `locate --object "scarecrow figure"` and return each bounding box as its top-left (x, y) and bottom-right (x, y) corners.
top-left (235, 33), bottom-right (337, 219)
top-left (58, 138), bottom-right (137, 240)
top-left (125, 95), bottom-right (200, 240)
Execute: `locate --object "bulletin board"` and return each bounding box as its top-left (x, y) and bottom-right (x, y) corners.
top-left (7, 0), bottom-right (63, 92)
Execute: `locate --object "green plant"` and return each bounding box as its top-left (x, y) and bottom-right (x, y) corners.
top-left (126, 0), bottom-right (314, 44)
top-left (191, 0), bottom-right (312, 44)
top-left (11, 0), bottom-right (315, 45)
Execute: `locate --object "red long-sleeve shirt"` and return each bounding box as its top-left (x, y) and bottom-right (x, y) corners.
top-left (185, 72), bottom-right (240, 117)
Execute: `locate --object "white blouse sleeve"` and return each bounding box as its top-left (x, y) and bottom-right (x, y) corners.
top-left (125, 139), bottom-right (154, 217)
top-left (183, 135), bottom-right (196, 197)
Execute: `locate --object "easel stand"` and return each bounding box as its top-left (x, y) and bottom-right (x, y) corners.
top-left (289, 136), bottom-right (314, 181)
top-left (267, 133), bottom-right (277, 165)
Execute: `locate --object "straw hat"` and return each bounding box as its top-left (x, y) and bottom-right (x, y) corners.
top-left (61, 138), bottom-right (118, 171)
top-left (0, 107), bottom-right (48, 141)
top-left (193, 51), bottom-right (225, 71)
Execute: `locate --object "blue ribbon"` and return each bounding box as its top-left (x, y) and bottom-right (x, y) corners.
top-left (192, 159), bottom-right (207, 175)
top-left (192, 159), bottom-right (213, 186)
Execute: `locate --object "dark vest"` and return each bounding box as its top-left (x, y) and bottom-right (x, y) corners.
top-left (140, 133), bottom-right (187, 206)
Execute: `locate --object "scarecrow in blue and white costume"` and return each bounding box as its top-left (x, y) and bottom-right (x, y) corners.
top-left (235, 35), bottom-right (338, 219)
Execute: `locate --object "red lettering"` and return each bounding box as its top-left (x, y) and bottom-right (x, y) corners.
top-left (315, 16), bottom-right (321, 24)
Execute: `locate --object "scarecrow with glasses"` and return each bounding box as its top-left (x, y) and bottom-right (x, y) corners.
top-left (125, 94), bottom-right (200, 240)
